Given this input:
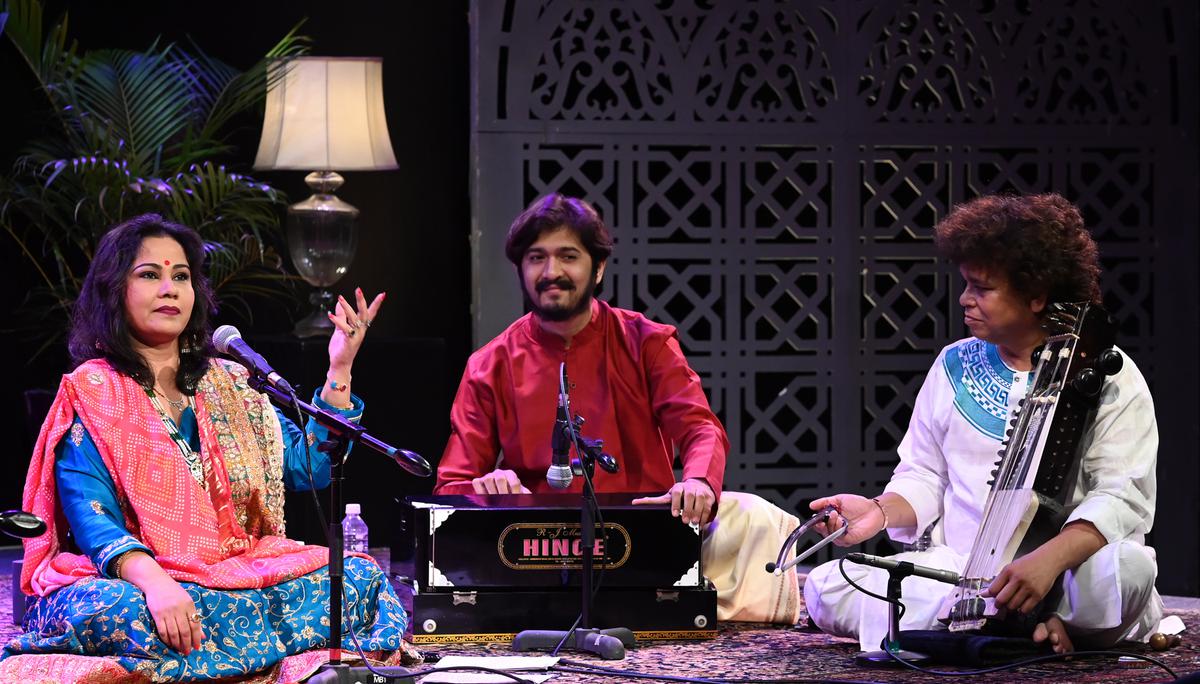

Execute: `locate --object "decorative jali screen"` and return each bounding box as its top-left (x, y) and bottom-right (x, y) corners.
top-left (470, 0), bottom-right (1199, 591)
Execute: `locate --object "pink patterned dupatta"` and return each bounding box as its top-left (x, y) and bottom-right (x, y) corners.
top-left (21, 359), bottom-right (330, 597)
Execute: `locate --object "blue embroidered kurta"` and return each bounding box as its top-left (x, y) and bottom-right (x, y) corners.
top-left (4, 392), bottom-right (408, 681)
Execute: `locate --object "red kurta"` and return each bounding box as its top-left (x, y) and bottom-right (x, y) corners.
top-left (436, 299), bottom-right (727, 498)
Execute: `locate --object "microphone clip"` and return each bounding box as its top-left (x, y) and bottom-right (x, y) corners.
top-left (569, 422), bottom-right (619, 477)
top-left (548, 362), bottom-right (619, 488)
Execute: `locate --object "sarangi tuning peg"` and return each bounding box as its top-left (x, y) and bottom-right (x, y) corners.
top-left (1098, 348), bottom-right (1123, 376)
top-left (1071, 368), bottom-right (1103, 397)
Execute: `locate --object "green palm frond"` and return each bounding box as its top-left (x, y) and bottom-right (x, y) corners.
top-left (154, 163), bottom-right (279, 238)
top-left (1, 0), bottom-right (310, 353)
top-left (28, 155), bottom-right (155, 240)
top-left (1, 0), bottom-right (50, 80)
top-left (3, 153), bottom-right (295, 340)
top-left (2, 1), bottom-right (83, 139)
top-left (64, 44), bottom-right (194, 174)
top-left (4, 155), bottom-right (138, 284)
top-left (203, 238), bottom-right (298, 322)
top-left (184, 22), bottom-right (309, 147)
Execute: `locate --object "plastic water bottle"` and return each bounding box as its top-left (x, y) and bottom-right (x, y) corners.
top-left (342, 503), bottom-right (369, 555)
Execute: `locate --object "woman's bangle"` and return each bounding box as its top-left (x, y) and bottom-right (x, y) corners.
top-left (327, 371), bottom-right (352, 392)
top-left (871, 497), bottom-right (889, 532)
top-left (111, 551), bottom-right (134, 579)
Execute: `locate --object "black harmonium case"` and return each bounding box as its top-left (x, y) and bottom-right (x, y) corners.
top-left (395, 493), bottom-right (717, 643)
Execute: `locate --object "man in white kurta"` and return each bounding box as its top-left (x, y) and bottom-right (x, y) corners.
top-left (804, 335), bottom-right (1163, 651)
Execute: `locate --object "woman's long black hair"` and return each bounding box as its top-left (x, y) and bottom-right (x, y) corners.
top-left (68, 214), bottom-right (217, 393)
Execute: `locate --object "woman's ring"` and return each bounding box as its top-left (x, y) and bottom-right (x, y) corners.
top-left (188, 612), bottom-right (202, 623)
top-left (347, 328), bottom-right (357, 338)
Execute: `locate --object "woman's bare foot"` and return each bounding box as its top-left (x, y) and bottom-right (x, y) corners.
top-left (1032, 614), bottom-right (1074, 654)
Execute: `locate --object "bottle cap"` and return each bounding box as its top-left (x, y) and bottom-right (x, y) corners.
top-left (345, 503), bottom-right (361, 515)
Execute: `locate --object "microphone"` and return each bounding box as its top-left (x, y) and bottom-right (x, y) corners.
top-left (846, 552), bottom-right (960, 585)
top-left (546, 363), bottom-right (573, 490)
top-left (388, 448), bottom-right (433, 478)
top-left (0, 510), bottom-right (46, 538)
top-left (213, 325), bottom-right (296, 396)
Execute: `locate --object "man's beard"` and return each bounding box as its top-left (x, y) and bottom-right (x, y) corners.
top-left (523, 273), bottom-right (597, 322)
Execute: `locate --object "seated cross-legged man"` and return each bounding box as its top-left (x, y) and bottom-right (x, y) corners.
top-left (804, 193), bottom-right (1162, 654)
top-left (434, 193), bottom-right (800, 623)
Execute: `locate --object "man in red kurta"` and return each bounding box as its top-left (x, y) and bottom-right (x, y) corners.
top-left (434, 194), bottom-right (801, 622)
top-left (436, 297), bottom-right (727, 504)
top-left (435, 194), bottom-right (725, 525)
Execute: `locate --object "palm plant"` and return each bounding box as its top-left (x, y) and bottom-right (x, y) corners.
top-left (0, 0), bottom-right (308, 354)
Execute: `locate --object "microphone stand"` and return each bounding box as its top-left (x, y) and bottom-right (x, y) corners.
top-left (854, 562), bottom-right (932, 667)
top-left (512, 419), bottom-right (634, 660)
top-left (248, 378), bottom-right (430, 682)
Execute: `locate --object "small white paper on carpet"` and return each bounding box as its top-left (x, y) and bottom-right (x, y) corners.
top-left (420, 674), bottom-right (553, 684)
top-left (420, 655), bottom-right (559, 682)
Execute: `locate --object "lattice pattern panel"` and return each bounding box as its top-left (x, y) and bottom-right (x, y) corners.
top-left (474, 0), bottom-right (1195, 573)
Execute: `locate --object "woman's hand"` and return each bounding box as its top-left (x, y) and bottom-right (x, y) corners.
top-left (322, 288), bottom-right (385, 407)
top-left (142, 575), bottom-right (204, 655)
top-left (327, 288), bottom-right (385, 371)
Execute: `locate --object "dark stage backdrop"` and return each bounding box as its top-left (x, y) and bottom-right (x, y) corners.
top-left (0, 2), bottom-right (472, 547)
top-left (470, 1), bottom-right (1200, 594)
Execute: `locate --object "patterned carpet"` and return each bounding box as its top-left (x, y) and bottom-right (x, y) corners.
top-left (1, 550), bottom-right (1197, 683)
top-left (415, 616), bottom-right (1200, 683)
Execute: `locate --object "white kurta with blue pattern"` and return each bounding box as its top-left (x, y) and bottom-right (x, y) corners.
top-left (884, 337), bottom-right (1157, 555)
top-left (805, 336), bottom-right (1162, 650)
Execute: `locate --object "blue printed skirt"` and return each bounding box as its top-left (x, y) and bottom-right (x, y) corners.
top-left (2, 556), bottom-right (407, 681)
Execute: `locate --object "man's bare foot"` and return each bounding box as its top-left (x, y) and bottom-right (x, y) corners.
top-left (1032, 614), bottom-right (1074, 654)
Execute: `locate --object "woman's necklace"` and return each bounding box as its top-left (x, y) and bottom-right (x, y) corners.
top-left (154, 386), bottom-right (188, 412)
top-left (145, 388), bottom-right (205, 488)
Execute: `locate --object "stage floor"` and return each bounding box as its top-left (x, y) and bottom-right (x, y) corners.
top-left (2, 546), bottom-right (1196, 682)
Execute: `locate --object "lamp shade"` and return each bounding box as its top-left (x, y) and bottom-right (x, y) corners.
top-left (254, 57), bottom-right (398, 171)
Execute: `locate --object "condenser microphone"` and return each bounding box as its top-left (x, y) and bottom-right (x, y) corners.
top-left (846, 552), bottom-right (960, 585)
top-left (546, 363), bottom-right (574, 490)
top-left (0, 510), bottom-right (46, 538)
top-left (213, 325), bottom-right (296, 396)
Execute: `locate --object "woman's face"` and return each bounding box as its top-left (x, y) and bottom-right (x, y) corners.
top-left (124, 236), bottom-right (195, 349)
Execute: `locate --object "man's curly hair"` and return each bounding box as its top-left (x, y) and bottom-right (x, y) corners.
top-left (934, 193), bottom-right (1102, 305)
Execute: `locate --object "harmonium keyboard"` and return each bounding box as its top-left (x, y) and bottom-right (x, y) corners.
top-left (393, 493), bottom-right (718, 644)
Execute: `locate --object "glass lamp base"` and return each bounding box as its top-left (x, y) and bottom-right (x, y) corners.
top-left (294, 290), bottom-right (336, 338)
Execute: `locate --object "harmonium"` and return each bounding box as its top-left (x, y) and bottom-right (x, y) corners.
top-left (393, 493), bottom-right (718, 644)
